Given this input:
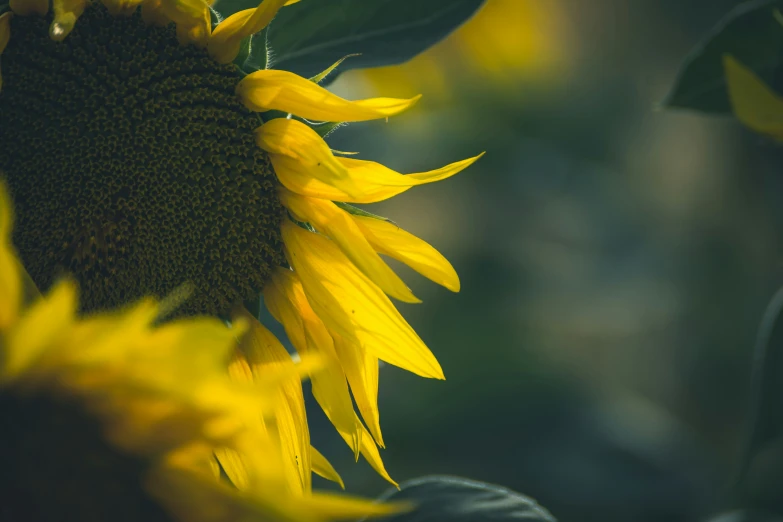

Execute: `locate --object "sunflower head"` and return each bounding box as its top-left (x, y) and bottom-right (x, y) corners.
top-left (0, 0), bottom-right (482, 503)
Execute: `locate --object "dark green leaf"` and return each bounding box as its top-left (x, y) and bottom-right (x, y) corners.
top-left (242, 28), bottom-right (271, 72)
top-left (210, 0), bottom-right (260, 21)
top-left (738, 287), bottom-right (783, 485)
top-left (664, 0), bottom-right (783, 113)
top-left (266, 0), bottom-right (486, 81)
top-left (311, 120), bottom-right (347, 138)
top-left (362, 475), bottom-right (556, 522)
top-left (242, 294), bottom-right (263, 321)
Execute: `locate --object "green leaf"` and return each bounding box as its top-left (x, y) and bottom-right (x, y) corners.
top-left (361, 475), bottom-right (556, 522)
top-left (664, 0), bottom-right (783, 113)
top-left (266, 0), bottom-right (487, 81)
top-left (242, 28), bottom-right (271, 72)
top-left (210, 0), bottom-right (260, 20)
top-left (738, 287), bottom-right (783, 485)
top-left (310, 120), bottom-right (347, 138)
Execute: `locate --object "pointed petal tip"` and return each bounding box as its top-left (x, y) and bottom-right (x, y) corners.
top-left (393, 291), bottom-right (422, 304)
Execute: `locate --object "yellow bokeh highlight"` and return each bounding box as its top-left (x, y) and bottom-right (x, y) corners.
top-left (360, 0), bottom-right (573, 98)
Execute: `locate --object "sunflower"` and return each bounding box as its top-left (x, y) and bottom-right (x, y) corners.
top-left (0, 181), bottom-right (404, 521)
top-left (0, 0), bottom-right (480, 469)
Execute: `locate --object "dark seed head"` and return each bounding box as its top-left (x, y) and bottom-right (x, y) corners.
top-left (0, 5), bottom-right (284, 316)
top-left (0, 391), bottom-right (175, 522)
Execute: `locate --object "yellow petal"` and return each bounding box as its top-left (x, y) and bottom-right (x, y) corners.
top-left (5, 280), bottom-right (77, 378)
top-left (296, 490), bottom-right (407, 520)
top-left (176, 15), bottom-right (211, 48)
top-left (264, 268), bottom-right (362, 456)
top-left (309, 54), bottom-right (359, 84)
top-left (215, 447), bottom-right (250, 490)
top-left (256, 118), bottom-right (366, 199)
top-left (50, 0), bottom-right (87, 40)
top-left (237, 69), bottom-right (421, 121)
top-left (311, 446), bottom-right (345, 489)
top-left (279, 189), bottom-right (419, 303)
top-left (208, 0), bottom-right (287, 64)
top-left (10, 0), bottom-right (48, 16)
top-left (350, 418), bottom-right (396, 487)
top-left (725, 55), bottom-right (783, 140)
top-left (237, 312), bottom-right (311, 493)
top-left (332, 333), bottom-right (383, 447)
top-left (0, 181), bottom-right (20, 330)
top-left (353, 214), bottom-right (460, 292)
top-left (275, 152), bottom-right (483, 204)
top-left (284, 0), bottom-right (299, 3)
top-left (156, 0), bottom-right (209, 26)
top-left (282, 221), bottom-right (444, 379)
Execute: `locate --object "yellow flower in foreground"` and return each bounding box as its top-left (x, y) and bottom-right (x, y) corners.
top-left (724, 55), bottom-right (783, 141)
top-left (0, 182), bottom-right (403, 521)
top-left (0, 0), bottom-right (481, 474)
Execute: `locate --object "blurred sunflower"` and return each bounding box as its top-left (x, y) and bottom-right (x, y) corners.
top-left (0, 182), bottom-right (403, 521)
top-left (0, 0), bottom-right (481, 465)
top-left (358, 0), bottom-right (573, 99)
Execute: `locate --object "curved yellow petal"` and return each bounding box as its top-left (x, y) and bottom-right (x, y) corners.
top-left (256, 118), bottom-right (372, 200)
top-left (6, 280), bottom-right (77, 378)
top-left (174, 6), bottom-right (211, 48)
top-left (0, 182), bottom-right (20, 329)
top-left (208, 0), bottom-right (287, 64)
top-left (236, 313), bottom-right (311, 494)
top-left (332, 334), bottom-right (383, 447)
top-left (354, 419), bottom-right (396, 487)
top-left (50, 0), bottom-right (87, 41)
top-left (311, 446), bottom-right (345, 489)
top-left (309, 54), bottom-right (359, 84)
top-left (10, 0), bottom-right (48, 16)
top-left (296, 490), bottom-right (407, 520)
top-left (215, 447), bottom-right (250, 490)
top-left (156, 0), bottom-right (209, 26)
top-left (353, 215), bottom-right (460, 292)
top-left (264, 268), bottom-right (362, 456)
top-left (238, 69), bottom-right (421, 121)
top-left (282, 220), bottom-right (444, 379)
top-left (275, 152), bottom-right (483, 204)
top-left (725, 55), bottom-right (783, 141)
top-left (279, 189), bottom-right (419, 303)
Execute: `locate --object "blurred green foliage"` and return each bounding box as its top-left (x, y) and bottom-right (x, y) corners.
top-left (257, 1), bottom-right (783, 521)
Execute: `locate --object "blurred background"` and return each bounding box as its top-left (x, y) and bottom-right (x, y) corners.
top-left (269, 1), bottom-right (783, 520)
